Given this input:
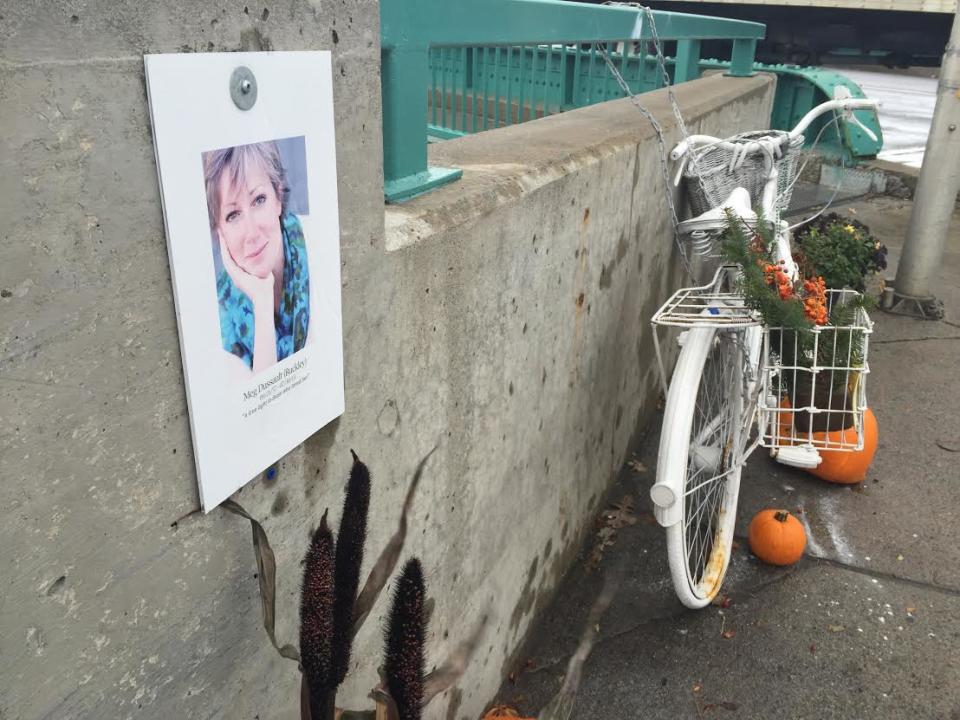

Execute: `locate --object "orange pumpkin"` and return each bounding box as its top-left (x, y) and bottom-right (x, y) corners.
top-left (482, 706), bottom-right (533, 720)
top-left (748, 509), bottom-right (806, 566)
top-left (807, 407), bottom-right (878, 484)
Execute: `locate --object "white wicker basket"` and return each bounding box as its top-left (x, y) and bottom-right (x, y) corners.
top-left (682, 131), bottom-right (805, 218)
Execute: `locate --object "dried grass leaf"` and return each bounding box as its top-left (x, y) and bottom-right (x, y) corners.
top-left (421, 612), bottom-right (488, 705)
top-left (352, 447), bottom-right (437, 637)
top-left (222, 499), bottom-right (300, 663)
top-left (537, 566), bottom-right (620, 720)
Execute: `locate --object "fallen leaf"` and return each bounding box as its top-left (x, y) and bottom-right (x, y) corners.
top-left (585, 546), bottom-right (605, 572)
top-left (731, 540), bottom-right (741, 551)
top-left (626, 459), bottom-right (648, 473)
top-left (711, 595), bottom-right (732, 609)
top-left (847, 207), bottom-right (857, 215)
top-left (603, 496), bottom-right (638, 529)
top-left (692, 683), bottom-right (703, 694)
top-left (636, 511), bottom-right (658, 525)
top-left (718, 701), bottom-right (739, 711)
top-left (828, 624), bottom-right (845, 632)
top-left (721, 629), bottom-right (736, 639)
top-left (906, 606), bottom-right (917, 614)
top-left (810, 643), bottom-right (817, 654)
top-left (523, 659), bottom-right (536, 671)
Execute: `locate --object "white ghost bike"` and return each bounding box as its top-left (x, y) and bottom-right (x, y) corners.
top-left (649, 91), bottom-right (879, 608)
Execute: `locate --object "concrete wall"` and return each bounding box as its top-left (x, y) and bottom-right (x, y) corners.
top-left (0, 3), bottom-right (775, 715)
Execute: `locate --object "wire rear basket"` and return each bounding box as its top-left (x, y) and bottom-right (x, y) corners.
top-left (758, 289), bottom-right (873, 451)
top-left (683, 131), bottom-right (804, 218)
top-left (651, 266), bottom-right (758, 329)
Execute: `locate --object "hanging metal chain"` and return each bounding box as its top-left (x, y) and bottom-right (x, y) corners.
top-left (597, 3), bottom-right (699, 279)
top-left (597, 45), bottom-right (693, 279)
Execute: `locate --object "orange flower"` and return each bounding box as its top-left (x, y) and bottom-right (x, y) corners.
top-left (801, 276), bottom-right (828, 325)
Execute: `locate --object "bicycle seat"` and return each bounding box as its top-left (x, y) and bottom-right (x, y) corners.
top-left (678, 187), bottom-right (756, 235)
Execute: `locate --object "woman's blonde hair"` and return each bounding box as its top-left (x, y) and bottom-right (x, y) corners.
top-left (203, 140), bottom-right (288, 231)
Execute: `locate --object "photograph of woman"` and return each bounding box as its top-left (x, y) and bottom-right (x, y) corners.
top-left (202, 138), bottom-right (312, 374)
top-left (147, 52), bottom-right (343, 510)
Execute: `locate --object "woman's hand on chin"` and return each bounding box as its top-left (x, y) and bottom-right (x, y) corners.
top-left (220, 235), bottom-right (277, 372)
top-left (219, 235), bottom-right (274, 309)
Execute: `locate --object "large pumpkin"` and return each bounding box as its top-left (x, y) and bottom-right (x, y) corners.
top-left (807, 407), bottom-right (878, 484)
top-left (749, 509), bottom-right (806, 566)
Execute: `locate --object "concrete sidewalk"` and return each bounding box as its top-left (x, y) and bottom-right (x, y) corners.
top-left (491, 196), bottom-right (960, 719)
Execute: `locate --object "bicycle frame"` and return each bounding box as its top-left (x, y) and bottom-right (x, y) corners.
top-left (651, 94), bottom-right (880, 518)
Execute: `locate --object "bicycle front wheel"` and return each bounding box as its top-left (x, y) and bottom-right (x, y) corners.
top-left (658, 327), bottom-right (746, 609)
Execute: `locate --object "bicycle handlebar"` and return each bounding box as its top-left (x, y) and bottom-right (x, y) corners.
top-left (669, 97), bottom-right (880, 163)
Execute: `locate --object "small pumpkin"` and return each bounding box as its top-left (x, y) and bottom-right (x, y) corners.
top-left (748, 509), bottom-right (806, 566)
top-left (482, 706), bottom-right (534, 720)
top-left (807, 407), bottom-right (878, 484)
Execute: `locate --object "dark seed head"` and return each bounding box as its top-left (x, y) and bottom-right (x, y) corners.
top-left (331, 451), bottom-right (371, 686)
top-left (384, 559), bottom-right (426, 720)
top-left (301, 511), bottom-right (335, 697)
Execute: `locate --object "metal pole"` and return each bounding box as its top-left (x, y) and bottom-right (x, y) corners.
top-left (890, 8), bottom-right (960, 319)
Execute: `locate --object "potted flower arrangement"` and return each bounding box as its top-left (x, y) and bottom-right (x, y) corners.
top-left (721, 215), bottom-right (872, 439)
top-left (793, 213), bottom-right (888, 294)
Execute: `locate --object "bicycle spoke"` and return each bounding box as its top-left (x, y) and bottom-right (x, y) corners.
top-left (682, 332), bottom-right (742, 589)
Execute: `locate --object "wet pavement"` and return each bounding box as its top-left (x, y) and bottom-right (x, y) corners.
top-left (828, 67), bottom-right (939, 169)
top-left (490, 195), bottom-right (960, 719)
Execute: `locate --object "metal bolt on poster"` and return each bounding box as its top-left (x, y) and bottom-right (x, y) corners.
top-left (145, 52), bottom-right (344, 510)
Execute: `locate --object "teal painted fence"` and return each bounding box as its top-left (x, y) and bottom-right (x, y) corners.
top-left (426, 44), bottom-right (673, 139)
top-left (426, 50), bottom-right (884, 164)
top-left (381, 0), bottom-right (765, 202)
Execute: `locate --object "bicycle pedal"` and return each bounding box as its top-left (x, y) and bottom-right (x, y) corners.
top-left (772, 445), bottom-right (822, 469)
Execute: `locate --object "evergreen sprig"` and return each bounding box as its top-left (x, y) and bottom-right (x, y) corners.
top-left (720, 213), bottom-right (812, 335)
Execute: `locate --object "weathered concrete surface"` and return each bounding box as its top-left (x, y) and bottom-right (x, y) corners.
top-left (0, 3), bottom-right (382, 719)
top-left (0, 7), bottom-right (775, 715)
top-left (375, 73), bottom-right (775, 720)
top-left (493, 195), bottom-right (960, 719)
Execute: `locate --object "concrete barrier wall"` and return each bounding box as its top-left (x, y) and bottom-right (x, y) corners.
top-left (0, 3), bottom-right (775, 714)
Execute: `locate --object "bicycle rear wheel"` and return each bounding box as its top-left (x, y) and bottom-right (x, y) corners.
top-left (658, 327), bottom-right (746, 608)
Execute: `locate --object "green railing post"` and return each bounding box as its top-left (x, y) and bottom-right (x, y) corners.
top-left (728, 38), bottom-right (758, 77)
top-left (382, 46), bottom-right (463, 203)
top-left (675, 38), bottom-right (702, 83)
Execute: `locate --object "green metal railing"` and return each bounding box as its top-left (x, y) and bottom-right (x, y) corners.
top-left (380, 0), bottom-right (765, 202)
top-left (426, 45), bottom-right (672, 139)
top-left (424, 49), bottom-right (884, 162)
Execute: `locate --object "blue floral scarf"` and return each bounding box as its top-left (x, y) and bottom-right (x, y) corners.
top-left (216, 212), bottom-right (310, 369)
